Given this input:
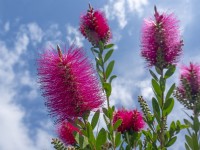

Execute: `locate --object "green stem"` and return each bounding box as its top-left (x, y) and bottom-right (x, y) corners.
top-left (95, 43), bottom-right (115, 150)
top-left (160, 68), bottom-right (165, 149)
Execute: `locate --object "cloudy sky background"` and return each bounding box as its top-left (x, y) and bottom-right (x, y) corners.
top-left (0, 0), bottom-right (199, 149)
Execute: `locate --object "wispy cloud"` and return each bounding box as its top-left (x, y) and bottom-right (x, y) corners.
top-left (103, 0), bottom-right (148, 29)
top-left (0, 22), bottom-right (54, 150)
top-left (66, 24), bottom-right (84, 47)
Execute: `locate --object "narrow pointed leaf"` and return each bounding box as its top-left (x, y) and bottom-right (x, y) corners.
top-left (91, 110), bottom-right (100, 129)
top-left (152, 98), bottom-right (160, 123)
top-left (105, 43), bottom-right (114, 49)
top-left (109, 75), bottom-right (117, 83)
top-left (185, 135), bottom-right (193, 149)
top-left (115, 132), bottom-right (121, 147)
top-left (163, 98), bottom-right (174, 116)
top-left (166, 83), bottom-right (175, 100)
top-left (164, 65), bottom-right (176, 79)
top-left (149, 69), bottom-right (158, 81)
top-left (165, 136), bottom-right (177, 147)
top-left (104, 49), bottom-right (114, 63)
top-left (152, 79), bottom-right (162, 97)
top-left (106, 60), bottom-right (115, 79)
top-left (96, 128), bottom-right (107, 150)
top-left (113, 119), bottom-right (122, 130)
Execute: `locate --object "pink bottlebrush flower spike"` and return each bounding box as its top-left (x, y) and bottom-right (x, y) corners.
top-left (141, 6), bottom-right (183, 69)
top-left (57, 121), bottom-right (80, 145)
top-left (79, 4), bottom-right (111, 46)
top-left (37, 45), bottom-right (105, 123)
top-left (175, 62), bottom-right (200, 112)
top-left (113, 109), bottom-right (145, 133)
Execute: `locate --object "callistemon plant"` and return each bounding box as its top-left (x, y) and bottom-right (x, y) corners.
top-left (113, 109), bottom-right (144, 133)
top-left (113, 109), bottom-right (145, 149)
top-left (138, 6), bottom-right (186, 149)
top-left (36, 4), bottom-right (192, 150)
top-left (141, 6), bottom-right (183, 70)
top-left (79, 4), bottom-right (111, 46)
top-left (37, 45), bottom-right (104, 123)
top-left (175, 62), bottom-right (200, 150)
top-left (176, 63), bottom-right (200, 113)
top-left (57, 121), bottom-right (80, 146)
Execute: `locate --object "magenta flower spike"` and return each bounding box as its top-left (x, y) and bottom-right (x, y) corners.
top-left (37, 45), bottom-right (104, 123)
top-left (57, 121), bottom-right (80, 145)
top-left (141, 6), bottom-right (183, 69)
top-left (176, 62), bottom-right (200, 112)
top-left (113, 109), bottom-right (145, 133)
top-left (79, 4), bottom-right (111, 46)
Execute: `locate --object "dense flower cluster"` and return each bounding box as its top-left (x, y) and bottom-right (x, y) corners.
top-left (37, 46), bottom-right (104, 123)
top-left (113, 109), bottom-right (145, 133)
top-left (57, 121), bottom-right (80, 145)
top-left (175, 63), bottom-right (200, 112)
top-left (79, 4), bottom-right (111, 46)
top-left (141, 6), bottom-right (183, 69)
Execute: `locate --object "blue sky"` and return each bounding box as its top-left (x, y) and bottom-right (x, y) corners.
top-left (0, 0), bottom-right (200, 149)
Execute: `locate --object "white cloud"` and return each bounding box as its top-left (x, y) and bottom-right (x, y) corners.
top-left (66, 24), bottom-right (84, 47)
top-left (27, 23), bottom-right (44, 45)
top-left (4, 22), bottom-right (10, 32)
top-left (43, 24), bottom-right (62, 49)
top-left (127, 0), bottom-right (148, 15)
top-left (0, 22), bottom-right (54, 150)
top-left (110, 77), bottom-right (135, 108)
top-left (137, 79), bottom-right (153, 100)
top-left (104, 0), bottom-right (127, 29)
top-left (103, 0), bottom-right (148, 29)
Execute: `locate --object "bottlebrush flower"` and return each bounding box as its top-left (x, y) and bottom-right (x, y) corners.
top-left (79, 4), bottom-right (111, 46)
top-left (141, 6), bottom-right (183, 69)
top-left (113, 109), bottom-right (145, 133)
top-left (57, 121), bottom-right (80, 145)
top-left (175, 63), bottom-right (200, 112)
top-left (37, 45), bottom-right (104, 123)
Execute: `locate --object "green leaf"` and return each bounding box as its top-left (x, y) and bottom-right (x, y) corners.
top-left (193, 116), bottom-right (199, 133)
top-left (91, 110), bottom-right (100, 130)
top-left (107, 106), bottom-right (114, 120)
top-left (102, 108), bottom-right (108, 117)
top-left (115, 132), bottom-right (121, 147)
top-left (149, 69), bottom-right (158, 81)
top-left (95, 57), bottom-right (103, 67)
top-left (86, 123), bottom-right (95, 145)
top-left (91, 47), bottom-right (99, 54)
top-left (106, 60), bottom-right (115, 79)
top-left (103, 114), bottom-right (109, 125)
top-left (109, 75), bottom-right (117, 83)
top-left (192, 133), bottom-right (199, 150)
top-left (152, 98), bottom-right (160, 123)
top-left (185, 135), bottom-right (193, 149)
top-left (74, 133), bottom-right (88, 149)
top-left (165, 83), bottom-right (175, 100)
top-left (185, 143), bottom-right (190, 150)
top-left (184, 119), bottom-right (192, 126)
top-left (163, 98), bottom-right (174, 116)
top-left (155, 66), bottom-right (162, 75)
top-left (113, 119), bottom-right (122, 130)
top-left (98, 41), bottom-right (104, 52)
top-left (104, 49), bottom-right (114, 63)
top-left (105, 43), bottom-right (114, 49)
top-left (164, 65), bottom-right (176, 79)
top-left (96, 128), bottom-right (107, 150)
top-left (165, 136), bottom-right (177, 147)
top-left (103, 82), bottom-right (112, 97)
top-left (152, 79), bottom-right (162, 97)
top-left (169, 121), bottom-right (175, 137)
